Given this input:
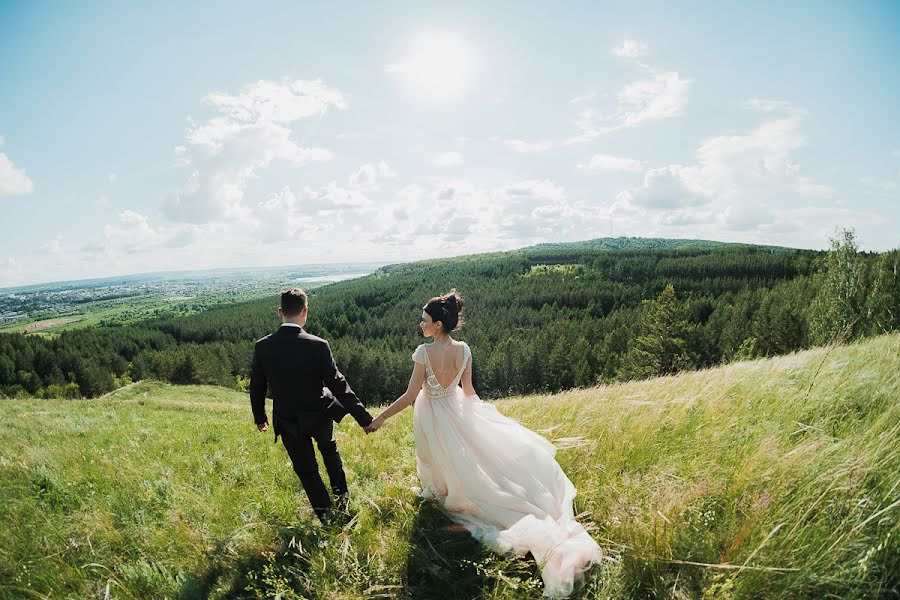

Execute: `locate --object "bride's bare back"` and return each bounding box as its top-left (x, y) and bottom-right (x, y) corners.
top-left (423, 339), bottom-right (476, 396)
top-left (424, 341), bottom-right (466, 387)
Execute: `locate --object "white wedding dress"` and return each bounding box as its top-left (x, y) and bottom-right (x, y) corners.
top-left (411, 342), bottom-right (602, 598)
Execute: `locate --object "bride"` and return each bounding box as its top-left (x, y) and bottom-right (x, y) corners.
top-left (365, 289), bottom-right (602, 597)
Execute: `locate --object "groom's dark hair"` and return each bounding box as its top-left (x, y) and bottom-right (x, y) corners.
top-left (280, 288), bottom-right (307, 317)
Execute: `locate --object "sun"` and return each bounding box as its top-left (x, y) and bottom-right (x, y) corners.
top-left (387, 31), bottom-right (477, 104)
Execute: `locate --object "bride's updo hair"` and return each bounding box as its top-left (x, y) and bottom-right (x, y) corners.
top-left (423, 289), bottom-right (465, 333)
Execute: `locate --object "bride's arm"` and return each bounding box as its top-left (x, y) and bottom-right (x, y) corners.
top-left (460, 356), bottom-right (476, 396)
top-left (369, 362), bottom-right (426, 430)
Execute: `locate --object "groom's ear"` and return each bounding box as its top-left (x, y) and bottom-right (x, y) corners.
top-left (277, 307), bottom-right (284, 318)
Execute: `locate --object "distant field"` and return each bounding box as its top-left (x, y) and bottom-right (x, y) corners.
top-left (14, 316), bottom-right (85, 333)
top-left (0, 295), bottom-right (173, 335)
top-left (0, 282), bottom-right (333, 336)
top-left (1, 333), bottom-right (896, 598)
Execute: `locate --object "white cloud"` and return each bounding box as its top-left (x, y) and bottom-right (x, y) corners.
top-left (432, 152), bottom-right (464, 167)
top-left (859, 175), bottom-right (899, 194)
top-left (0, 258), bottom-right (22, 281)
top-left (305, 181), bottom-right (372, 212)
top-left (0, 136), bottom-right (34, 197)
top-left (251, 186), bottom-right (318, 243)
top-left (579, 153), bottom-right (643, 172)
top-left (490, 180), bottom-right (568, 238)
top-left (742, 98), bottom-right (805, 115)
top-left (569, 91), bottom-right (597, 104)
top-left (795, 178), bottom-right (837, 197)
top-left (89, 210), bottom-right (205, 259)
top-left (108, 172), bottom-right (118, 183)
top-left (766, 206), bottom-right (884, 238)
top-left (350, 165), bottom-right (377, 190)
top-left (163, 79), bottom-right (346, 224)
top-left (491, 179), bottom-right (614, 242)
top-left (377, 161), bottom-right (397, 179)
top-left (618, 71), bottom-right (691, 127)
top-left (164, 225), bottom-right (203, 249)
top-left (104, 210), bottom-right (166, 253)
top-left (203, 79), bottom-right (347, 124)
top-left (499, 179), bottom-right (566, 205)
top-left (492, 137), bottom-right (555, 153)
top-left (395, 184), bottom-right (425, 206)
top-left (37, 236), bottom-right (63, 255)
top-left (615, 165), bottom-right (710, 210)
top-left (349, 161), bottom-right (396, 190)
top-left (654, 209), bottom-right (716, 227)
top-left (613, 39), bottom-right (649, 59)
top-left (365, 176), bottom-right (607, 249)
top-left (173, 145), bottom-right (190, 167)
top-left (566, 69), bottom-right (692, 143)
top-left (614, 104), bottom-right (836, 232)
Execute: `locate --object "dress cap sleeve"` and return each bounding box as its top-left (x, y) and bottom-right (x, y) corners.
top-left (412, 344), bottom-right (428, 364)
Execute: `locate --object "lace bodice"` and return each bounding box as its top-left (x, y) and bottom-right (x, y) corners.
top-left (413, 342), bottom-right (471, 399)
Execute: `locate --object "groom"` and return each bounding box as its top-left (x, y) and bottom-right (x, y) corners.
top-left (250, 288), bottom-right (374, 523)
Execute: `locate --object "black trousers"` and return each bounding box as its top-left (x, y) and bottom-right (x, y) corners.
top-left (278, 415), bottom-right (348, 522)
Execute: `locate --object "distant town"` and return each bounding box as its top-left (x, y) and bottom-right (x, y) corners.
top-left (0, 262), bottom-right (385, 332)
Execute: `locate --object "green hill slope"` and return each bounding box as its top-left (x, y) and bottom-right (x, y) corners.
top-left (525, 236), bottom-right (795, 253)
top-left (1, 334), bottom-right (897, 598)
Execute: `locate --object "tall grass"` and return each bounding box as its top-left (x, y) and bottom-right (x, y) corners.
top-left (1, 333), bottom-right (897, 598)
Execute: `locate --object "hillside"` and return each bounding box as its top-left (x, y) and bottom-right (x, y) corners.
top-left (525, 236), bottom-right (796, 253)
top-left (1, 333), bottom-right (897, 598)
top-left (6, 233), bottom-right (897, 407)
top-left (5, 237), bottom-right (850, 402)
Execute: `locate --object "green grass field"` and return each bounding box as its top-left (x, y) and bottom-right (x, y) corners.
top-left (1, 334), bottom-right (897, 598)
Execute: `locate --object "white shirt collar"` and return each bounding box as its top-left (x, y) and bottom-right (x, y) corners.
top-left (281, 322), bottom-right (302, 329)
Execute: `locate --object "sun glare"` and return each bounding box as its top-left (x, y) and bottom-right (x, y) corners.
top-left (387, 31), bottom-right (477, 104)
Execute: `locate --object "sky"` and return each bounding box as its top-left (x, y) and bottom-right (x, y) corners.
top-left (1, 0), bottom-right (898, 287)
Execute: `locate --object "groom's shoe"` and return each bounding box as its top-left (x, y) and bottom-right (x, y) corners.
top-left (319, 507), bottom-right (351, 529)
top-left (334, 493), bottom-right (349, 514)
top-left (312, 503), bottom-right (334, 525)
top-left (332, 499), bottom-right (353, 528)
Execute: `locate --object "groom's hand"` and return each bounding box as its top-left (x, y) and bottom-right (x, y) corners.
top-left (257, 421), bottom-right (269, 432)
top-left (364, 414), bottom-right (385, 434)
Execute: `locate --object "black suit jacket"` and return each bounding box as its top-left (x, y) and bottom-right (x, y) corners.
top-left (249, 325), bottom-right (373, 437)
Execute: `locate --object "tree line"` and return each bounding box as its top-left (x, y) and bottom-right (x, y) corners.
top-left (1, 231), bottom-right (897, 404)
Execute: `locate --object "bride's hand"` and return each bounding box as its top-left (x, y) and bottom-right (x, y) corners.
top-left (365, 414), bottom-right (386, 434)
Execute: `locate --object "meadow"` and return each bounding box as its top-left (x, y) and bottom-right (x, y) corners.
top-left (0, 333), bottom-right (897, 598)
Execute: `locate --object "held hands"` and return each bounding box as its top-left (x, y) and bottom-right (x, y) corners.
top-left (364, 414), bottom-right (386, 435)
top-left (257, 421), bottom-right (268, 432)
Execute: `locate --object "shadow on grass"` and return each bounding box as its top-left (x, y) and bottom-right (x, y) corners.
top-left (403, 499), bottom-right (548, 599)
top-left (180, 520), bottom-right (324, 600)
top-left (177, 500), bottom-right (600, 599)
